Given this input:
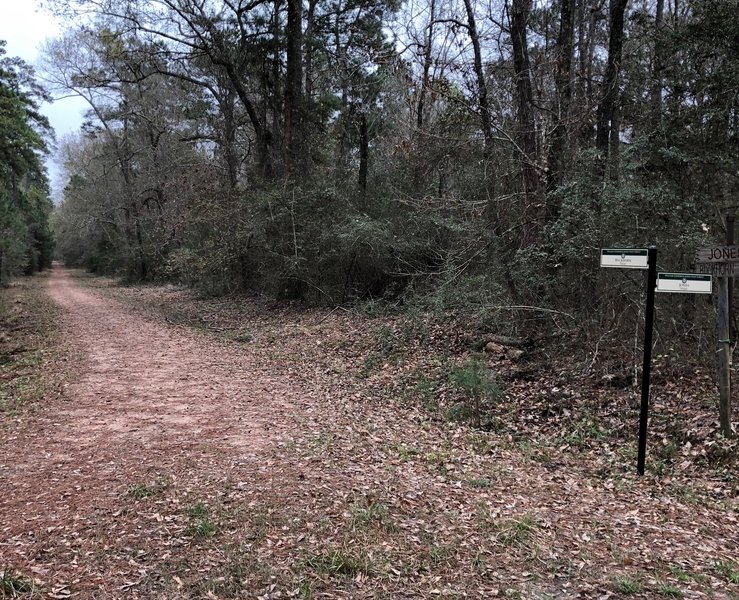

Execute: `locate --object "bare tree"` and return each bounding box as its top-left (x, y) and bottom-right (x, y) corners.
top-left (509, 0), bottom-right (540, 237)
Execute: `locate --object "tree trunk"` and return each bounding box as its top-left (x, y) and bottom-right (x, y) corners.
top-left (284, 0), bottom-right (304, 174)
top-left (510, 0), bottom-right (541, 238)
top-left (596, 0), bottom-right (629, 173)
top-left (10, 173), bottom-right (18, 206)
top-left (547, 0), bottom-right (575, 200)
top-left (304, 0), bottom-right (319, 101)
top-left (585, 0), bottom-right (601, 119)
top-left (218, 90), bottom-right (239, 188)
top-left (417, 0), bottom-right (436, 131)
top-left (358, 112), bottom-right (369, 192)
top-left (271, 0), bottom-right (282, 167)
top-left (335, 16), bottom-right (349, 172)
top-left (462, 0), bottom-right (495, 158)
top-left (414, 0), bottom-right (436, 189)
top-left (652, 0), bottom-right (665, 119)
top-left (222, 61), bottom-right (272, 177)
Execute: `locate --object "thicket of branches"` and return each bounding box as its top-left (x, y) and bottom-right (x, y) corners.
top-left (44, 0), bottom-right (738, 339)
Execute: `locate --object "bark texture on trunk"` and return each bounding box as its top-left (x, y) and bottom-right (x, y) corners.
top-left (596, 0), bottom-right (629, 173)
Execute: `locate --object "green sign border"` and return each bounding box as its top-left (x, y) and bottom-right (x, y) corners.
top-left (657, 273), bottom-right (711, 282)
top-left (601, 249), bottom-right (648, 257)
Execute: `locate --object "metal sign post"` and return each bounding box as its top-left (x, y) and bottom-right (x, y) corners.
top-left (637, 246), bottom-right (658, 476)
top-left (600, 247), bottom-right (656, 475)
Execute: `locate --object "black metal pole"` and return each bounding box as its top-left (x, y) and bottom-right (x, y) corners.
top-left (638, 245), bottom-right (658, 476)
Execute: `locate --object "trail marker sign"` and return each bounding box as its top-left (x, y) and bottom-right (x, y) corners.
top-left (600, 248), bottom-right (649, 269)
top-left (656, 273), bottom-right (712, 294)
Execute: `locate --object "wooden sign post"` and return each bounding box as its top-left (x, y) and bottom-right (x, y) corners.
top-left (720, 216), bottom-right (734, 437)
top-left (696, 216), bottom-right (736, 438)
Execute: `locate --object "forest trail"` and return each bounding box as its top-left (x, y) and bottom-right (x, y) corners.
top-left (42, 265), bottom-right (294, 454)
top-left (2, 267), bottom-right (739, 599)
top-left (0, 266), bottom-right (304, 596)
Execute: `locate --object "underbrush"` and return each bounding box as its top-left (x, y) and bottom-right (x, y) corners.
top-left (0, 273), bottom-right (63, 599)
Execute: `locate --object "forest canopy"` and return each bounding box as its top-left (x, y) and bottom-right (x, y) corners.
top-left (42, 0), bottom-right (737, 325)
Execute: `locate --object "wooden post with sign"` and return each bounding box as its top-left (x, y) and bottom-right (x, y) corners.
top-left (728, 215), bottom-right (735, 340)
top-left (718, 275), bottom-right (732, 436)
top-left (695, 222), bottom-right (736, 437)
top-left (718, 215), bottom-right (734, 437)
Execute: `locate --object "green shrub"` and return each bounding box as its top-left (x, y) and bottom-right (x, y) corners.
top-left (449, 357), bottom-right (502, 427)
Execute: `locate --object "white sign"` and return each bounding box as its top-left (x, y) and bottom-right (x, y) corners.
top-left (600, 249), bottom-right (649, 269)
top-left (656, 273), bottom-right (712, 294)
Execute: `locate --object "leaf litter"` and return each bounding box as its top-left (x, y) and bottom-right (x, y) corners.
top-left (0, 267), bottom-right (737, 599)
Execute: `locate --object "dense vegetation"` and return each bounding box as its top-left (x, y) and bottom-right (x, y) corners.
top-left (45, 1), bottom-right (737, 332)
top-left (0, 42), bottom-right (54, 284)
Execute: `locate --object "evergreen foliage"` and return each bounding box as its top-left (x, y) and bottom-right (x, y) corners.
top-left (0, 42), bottom-right (54, 283)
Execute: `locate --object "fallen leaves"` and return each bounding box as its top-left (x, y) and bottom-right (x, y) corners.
top-left (1, 271), bottom-right (738, 599)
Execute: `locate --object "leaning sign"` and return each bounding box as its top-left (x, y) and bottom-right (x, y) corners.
top-left (656, 273), bottom-right (713, 294)
top-left (600, 248), bottom-right (649, 269)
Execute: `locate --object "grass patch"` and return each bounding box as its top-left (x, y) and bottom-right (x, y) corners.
top-left (0, 568), bottom-right (33, 596)
top-left (227, 331), bottom-right (254, 343)
top-left (667, 566), bottom-right (699, 583)
top-left (656, 581), bottom-right (683, 597)
top-left (612, 575), bottom-right (643, 594)
top-left (297, 579), bottom-right (314, 599)
top-left (394, 444), bottom-right (420, 462)
top-left (350, 501), bottom-right (395, 532)
top-left (495, 514), bottom-right (539, 550)
top-left (303, 549), bottom-right (374, 577)
top-left (413, 375), bottom-right (438, 410)
top-left (563, 417), bottom-right (611, 448)
top-left (186, 502), bottom-right (217, 539)
top-left (127, 477), bottom-right (169, 500)
top-left (715, 560), bottom-right (739, 583)
top-left (467, 477), bottom-right (494, 489)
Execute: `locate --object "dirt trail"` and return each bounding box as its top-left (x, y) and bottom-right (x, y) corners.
top-left (44, 266), bottom-right (292, 454)
top-left (0, 267), bottom-right (301, 595)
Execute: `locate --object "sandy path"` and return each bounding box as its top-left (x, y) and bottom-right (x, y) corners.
top-left (0, 267), bottom-right (301, 595)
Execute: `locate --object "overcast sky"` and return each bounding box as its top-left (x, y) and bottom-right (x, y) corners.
top-left (0, 0), bottom-right (87, 199)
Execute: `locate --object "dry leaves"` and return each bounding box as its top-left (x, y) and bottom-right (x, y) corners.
top-left (0, 269), bottom-right (738, 599)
